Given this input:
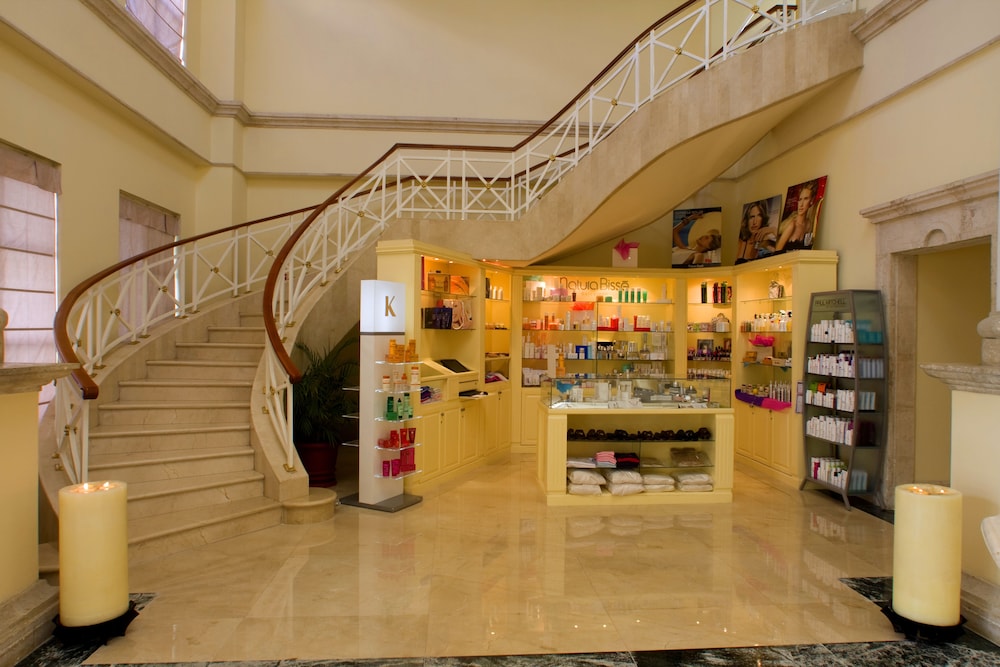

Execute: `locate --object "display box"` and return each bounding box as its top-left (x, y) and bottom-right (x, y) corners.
top-left (449, 275), bottom-right (471, 295)
top-left (426, 272), bottom-right (450, 293)
top-left (422, 307), bottom-right (452, 329)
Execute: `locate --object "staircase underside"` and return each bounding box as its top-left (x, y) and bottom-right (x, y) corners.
top-left (395, 12), bottom-right (864, 265)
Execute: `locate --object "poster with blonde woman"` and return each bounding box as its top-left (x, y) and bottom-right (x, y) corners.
top-left (776, 176), bottom-right (827, 253)
top-left (735, 194), bottom-right (782, 264)
top-left (671, 207), bottom-right (722, 267)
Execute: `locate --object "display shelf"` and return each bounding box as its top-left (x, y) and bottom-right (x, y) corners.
top-left (518, 274), bottom-right (677, 385)
top-left (729, 251), bottom-right (838, 480)
top-left (345, 284), bottom-right (423, 513)
top-left (538, 396), bottom-right (734, 506)
top-left (799, 290), bottom-right (887, 510)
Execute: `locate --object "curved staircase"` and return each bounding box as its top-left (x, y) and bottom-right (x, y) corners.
top-left (46, 4), bottom-right (866, 565)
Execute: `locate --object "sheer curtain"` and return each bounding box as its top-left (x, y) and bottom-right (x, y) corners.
top-left (126, 0), bottom-right (186, 62)
top-left (119, 193), bottom-right (180, 331)
top-left (0, 142), bottom-right (60, 409)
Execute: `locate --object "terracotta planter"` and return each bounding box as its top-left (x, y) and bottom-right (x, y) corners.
top-left (296, 441), bottom-right (340, 487)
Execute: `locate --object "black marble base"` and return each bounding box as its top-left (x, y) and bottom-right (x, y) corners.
top-left (52, 600), bottom-right (138, 647)
top-left (16, 585), bottom-right (1000, 667)
top-left (880, 606), bottom-right (966, 643)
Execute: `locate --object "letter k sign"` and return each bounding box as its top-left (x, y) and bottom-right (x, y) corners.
top-left (384, 296), bottom-right (396, 318)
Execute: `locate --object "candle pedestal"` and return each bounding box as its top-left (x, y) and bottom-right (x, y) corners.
top-left (52, 599), bottom-right (138, 646)
top-left (55, 481), bottom-right (135, 646)
top-left (879, 603), bottom-right (965, 642)
top-left (890, 483), bottom-right (965, 641)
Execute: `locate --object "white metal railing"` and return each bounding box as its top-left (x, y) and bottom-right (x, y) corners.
top-left (53, 208), bottom-right (310, 483)
top-left (56, 0), bottom-right (855, 484)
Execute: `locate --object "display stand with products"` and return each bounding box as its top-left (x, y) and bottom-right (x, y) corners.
top-left (730, 251), bottom-right (838, 480)
top-left (536, 375), bottom-right (734, 506)
top-left (375, 240), bottom-right (513, 490)
top-left (684, 274), bottom-right (734, 381)
top-left (799, 289), bottom-right (887, 509)
top-left (341, 280), bottom-right (422, 512)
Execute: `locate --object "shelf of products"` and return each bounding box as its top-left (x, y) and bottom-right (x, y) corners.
top-left (342, 280), bottom-right (425, 513)
top-left (484, 267), bottom-right (512, 383)
top-left (799, 290), bottom-right (887, 510)
top-left (375, 240), bottom-right (515, 491)
top-left (684, 275), bottom-right (733, 382)
top-left (519, 273), bottom-right (678, 386)
top-left (730, 253), bottom-right (838, 480)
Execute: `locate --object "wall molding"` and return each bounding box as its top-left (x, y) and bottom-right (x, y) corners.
top-left (79, 0), bottom-right (542, 137)
top-left (851, 0), bottom-right (927, 44)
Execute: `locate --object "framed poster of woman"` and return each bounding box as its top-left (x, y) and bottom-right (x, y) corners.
top-left (776, 176), bottom-right (827, 253)
top-left (736, 194), bottom-right (782, 264)
top-left (671, 207), bottom-right (722, 267)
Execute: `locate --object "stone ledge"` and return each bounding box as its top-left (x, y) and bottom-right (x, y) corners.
top-left (0, 580), bottom-right (58, 667)
top-left (963, 573), bottom-right (1000, 646)
top-left (282, 487), bottom-right (337, 524)
top-left (922, 362), bottom-right (1000, 397)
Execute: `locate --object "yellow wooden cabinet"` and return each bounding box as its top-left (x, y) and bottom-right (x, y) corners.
top-left (376, 240), bottom-right (514, 494)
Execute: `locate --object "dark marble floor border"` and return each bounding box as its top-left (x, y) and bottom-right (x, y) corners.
top-left (16, 582), bottom-right (1000, 667)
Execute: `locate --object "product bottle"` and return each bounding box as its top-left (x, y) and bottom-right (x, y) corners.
top-left (713, 282), bottom-right (720, 303)
top-left (700, 282), bottom-right (708, 303)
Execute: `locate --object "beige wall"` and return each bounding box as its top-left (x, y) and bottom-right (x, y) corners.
top-left (237, 0), bottom-right (673, 119)
top-left (0, 37), bottom-right (204, 293)
top-left (0, 391), bottom-right (40, 601)
top-left (915, 245), bottom-right (991, 485)
top-left (952, 390), bottom-right (1000, 586)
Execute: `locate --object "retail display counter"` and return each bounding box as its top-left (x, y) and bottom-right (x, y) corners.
top-left (535, 376), bottom-right (734, 506)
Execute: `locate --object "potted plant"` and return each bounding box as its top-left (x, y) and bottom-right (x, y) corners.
top-left (292, 327), bottom-right (359, 486)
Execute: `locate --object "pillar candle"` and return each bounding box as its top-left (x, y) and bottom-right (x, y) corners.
top-left (892, 483), bottom-right (963, 627)
top-left (58, 481), bottom-right (129, 627)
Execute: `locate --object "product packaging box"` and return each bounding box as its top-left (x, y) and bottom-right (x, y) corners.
top-left (426, 273), bottom-right (450, 292)
top-left (449, 275), bottom-right (470, 295)
top-left (422, 307), bottom-right (453, 329)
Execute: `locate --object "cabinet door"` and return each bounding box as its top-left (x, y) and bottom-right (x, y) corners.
top-left (441, 404), bottom-right (462, 471)
top-left (734, 402), bottom-right (753, 458)
top-left (497, 388), bottom-right (512, 450)
top-left (418, 408), bottom-right (443, 481)
top-left (769, 410), bottom-right (795, 475)
top-left (750, 405), bottom-right (772, 464)
top-left (481, 392), bottom-right (500, 455)
top-left (460, 402), bottom-right (482, 464)
top-left (520, 389), bottom-right (540, 446)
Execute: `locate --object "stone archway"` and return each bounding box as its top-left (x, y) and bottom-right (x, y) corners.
top-left (860, 170), bottom-right (999, 506)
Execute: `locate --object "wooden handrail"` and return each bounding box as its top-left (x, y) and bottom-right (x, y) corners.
top-left (53, 205), bottom-right (320, 399)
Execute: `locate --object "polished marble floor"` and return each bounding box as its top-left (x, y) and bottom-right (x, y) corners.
top-left (21, 454), bottom-right (1000, 666)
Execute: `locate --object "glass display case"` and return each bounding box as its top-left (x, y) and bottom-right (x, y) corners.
top-left (540, 375), bottom-right (731, 409)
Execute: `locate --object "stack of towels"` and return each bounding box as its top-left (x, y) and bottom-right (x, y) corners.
top-left (641, 472), bottom-right (676, 493)
top-left (595, 451), bottom-right (617, 468)
top-left (565, 462), bottom-right (715, 495)
top-left (675, 471), bottom-right (714, 492)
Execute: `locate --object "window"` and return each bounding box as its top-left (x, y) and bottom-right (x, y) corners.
top-left (119, 193), bottom-right (180, 329)
top-left (0, 142), bottom-right (60, 410)
top-left (126, 0), bottom-right (186, 63)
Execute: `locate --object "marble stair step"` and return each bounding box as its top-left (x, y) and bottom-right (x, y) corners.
top-left (96, 400), bottom-right (251, 425)
top-left (145, 359), bottom-right (258, 380)
top-left (125, 470), bottom-right (265, 520)
top-left (117, 378), bottom-right (253, 402)
top-left (174, 341), bottom-right (264, 362)
top-left (127, 496), bottom-right (283, 564)
top-left (208, 326), bottom-right (267, 345)
top-left (89, 447), bottom-right (255, 483)
top-left (207, 325), bottom-right (266, 344)
top-left (88, 423), bottom-right (251, 454)
top-left (239, 312), bottom-right (265, 327)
